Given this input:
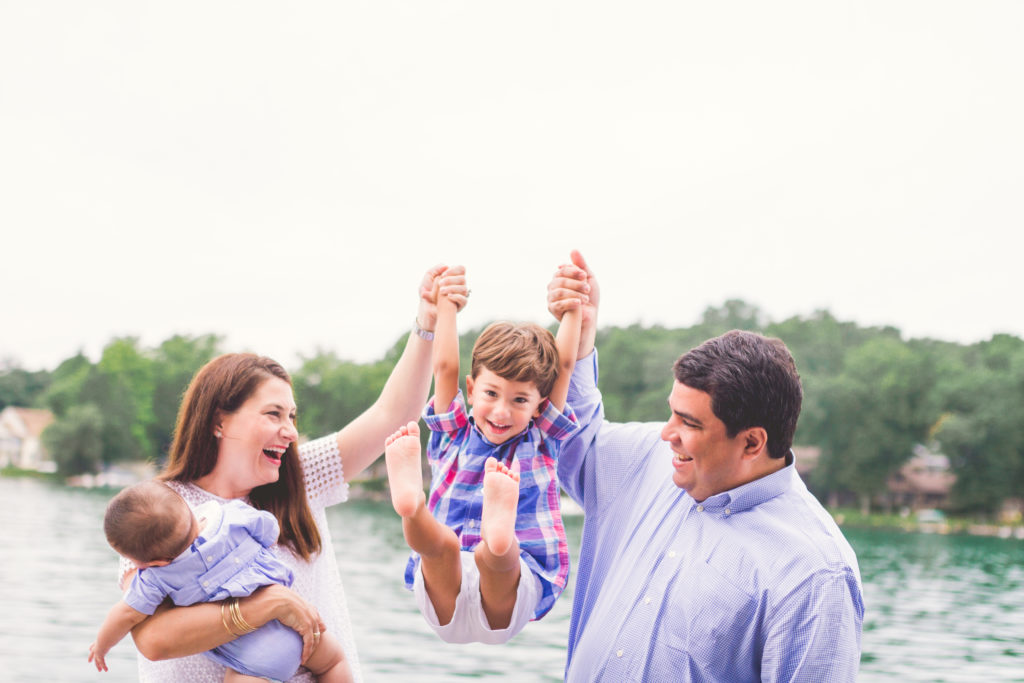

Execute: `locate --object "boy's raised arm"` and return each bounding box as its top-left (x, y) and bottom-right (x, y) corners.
top-left (432, 282), bottom-right (462, 412)
top-left (549, 306), bottom-right (582, 412)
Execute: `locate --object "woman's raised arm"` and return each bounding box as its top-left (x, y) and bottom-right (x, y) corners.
top-left (333, 264), bottom-right (467, 481)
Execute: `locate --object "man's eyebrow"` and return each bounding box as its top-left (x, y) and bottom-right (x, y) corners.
top-left (669, 402), bottom-right (703, 426)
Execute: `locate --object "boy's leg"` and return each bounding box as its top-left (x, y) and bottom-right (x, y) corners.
top-left (385, 422), bottom-right (463, 624)
top-left (475, 457), bottom-right (524, 630)
top-left (303, 632), bottom-right (353, 683)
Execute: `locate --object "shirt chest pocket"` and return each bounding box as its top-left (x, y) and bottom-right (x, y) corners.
top-left (659, 561), bottom-right (759, 672)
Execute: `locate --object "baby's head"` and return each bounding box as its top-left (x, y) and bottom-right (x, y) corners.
top-left (466, 322), bottom-right (559, 444)
top-left (104, 481), bottom-right (196, 568)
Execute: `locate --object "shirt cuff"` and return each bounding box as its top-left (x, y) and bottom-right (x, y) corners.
top-left (567, 349), bottom-right (600, 406)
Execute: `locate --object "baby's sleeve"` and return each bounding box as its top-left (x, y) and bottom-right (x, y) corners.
top-left (122, 571), bottom-right (168, 616)
top-left (229, 500), bottom-right (281, 548)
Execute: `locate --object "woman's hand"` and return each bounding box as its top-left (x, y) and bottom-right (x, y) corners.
top-left (249, 584), bottom-right (326, 664)
top-left (417, 264), bottom-right (468, 331)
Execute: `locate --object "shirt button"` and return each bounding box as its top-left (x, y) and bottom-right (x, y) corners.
top-left (202, 580), bottom-right (210, 587)
top-left (207, 556), bottom-right (214, 562)
top-left (697, 505), bottom-right (704, 512)
top-left (644, 596), bottom-right (651, 605)
top-left (725, 508), bottom-right (732, 515)
top-left (668, 551), bottom-right (676, 558)
top-left (616, 649), bottom-right (624, 658)
top-left (235, 557), bottom-right (241, 564)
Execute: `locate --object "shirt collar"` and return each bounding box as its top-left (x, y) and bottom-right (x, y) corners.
top-left (688, 449), bottom-right (797, 513)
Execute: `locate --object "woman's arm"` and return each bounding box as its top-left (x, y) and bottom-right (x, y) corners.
top-left (334, 264), bottom-right (467, 481)
top-left (130, 584), bottom-right (325, 665)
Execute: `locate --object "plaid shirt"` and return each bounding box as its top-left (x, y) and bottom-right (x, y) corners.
top-left (403, 390), bottom-right (579, 620)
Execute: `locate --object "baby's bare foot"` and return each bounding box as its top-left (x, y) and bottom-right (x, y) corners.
top-left (481, 457), bottom-right (521, 557)
top-left (385, 422), bottom-right (425, 518)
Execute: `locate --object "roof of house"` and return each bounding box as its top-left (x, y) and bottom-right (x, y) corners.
top-left (0, 406), bottom-right (55, 437)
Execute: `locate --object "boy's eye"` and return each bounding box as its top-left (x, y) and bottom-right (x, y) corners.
top-left (514, 397), bottom-right (528, 404)
top-left (484, 390), bottom-right (498, 398)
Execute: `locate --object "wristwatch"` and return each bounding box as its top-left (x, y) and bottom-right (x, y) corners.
top-left (413, 318), bottom-right (435, 341)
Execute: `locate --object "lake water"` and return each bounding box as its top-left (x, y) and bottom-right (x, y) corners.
top-left (2, 476), bottom-right (1022, 682)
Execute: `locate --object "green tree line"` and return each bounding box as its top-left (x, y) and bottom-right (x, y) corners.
top-left (2, 301), bottom-right (1022, 517)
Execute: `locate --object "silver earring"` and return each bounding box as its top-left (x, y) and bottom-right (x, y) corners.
top-left (215, 431), bottom-right (222, 438)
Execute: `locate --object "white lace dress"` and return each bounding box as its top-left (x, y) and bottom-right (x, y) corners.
top-left (122, 434), bottom-right (363, 682)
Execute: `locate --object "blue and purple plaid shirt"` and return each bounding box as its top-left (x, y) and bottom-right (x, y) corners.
top-left (403, 390), bottom-right (579, 620)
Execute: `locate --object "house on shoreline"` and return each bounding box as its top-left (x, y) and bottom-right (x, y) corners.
top-left (0, 406), bottom-right (56, 472)
top-left (794, 443), bottom-right (957, 511)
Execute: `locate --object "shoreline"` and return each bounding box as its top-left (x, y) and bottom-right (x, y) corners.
top-left (5, 468), bottom-right (1022, 540)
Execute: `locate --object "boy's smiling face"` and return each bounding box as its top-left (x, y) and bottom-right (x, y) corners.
top-left (466, 368), bottom-right (544, 445)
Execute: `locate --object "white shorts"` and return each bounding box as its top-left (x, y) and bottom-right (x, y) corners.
top-left (413, 550), bottom-right (541, 644)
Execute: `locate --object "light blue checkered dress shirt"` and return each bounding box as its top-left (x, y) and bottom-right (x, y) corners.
top-left (558, 351), bottom-right (864, 682)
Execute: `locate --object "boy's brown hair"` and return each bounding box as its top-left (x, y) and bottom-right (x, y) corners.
top-left (470, 322), bottom-right (560, 397)
top-left (104, 480), bottom-right (194, 564)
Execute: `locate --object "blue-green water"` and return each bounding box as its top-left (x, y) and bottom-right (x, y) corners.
top-left (1, 477), bottom-right (1022, 682)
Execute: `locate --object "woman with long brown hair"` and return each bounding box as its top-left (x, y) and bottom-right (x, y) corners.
top-left (123, 264), bottom-right (467, 682)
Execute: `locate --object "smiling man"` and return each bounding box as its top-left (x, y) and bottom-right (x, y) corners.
top-left (547, 252), bottom-right (864, 683)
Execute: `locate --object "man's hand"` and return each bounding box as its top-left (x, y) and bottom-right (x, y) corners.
top-left (547, 250), bottom-right (598, 359)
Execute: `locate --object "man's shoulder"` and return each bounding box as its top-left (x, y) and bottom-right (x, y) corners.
top-left (754, 501), bottom-right (856, 581)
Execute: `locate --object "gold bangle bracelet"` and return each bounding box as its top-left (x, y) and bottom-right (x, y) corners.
top-left (229, 597), bottom-right (257, 635)
top-left (221, 601), bottom-right (241, 637)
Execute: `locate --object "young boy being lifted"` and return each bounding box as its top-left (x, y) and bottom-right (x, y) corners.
top-left (385, 265), bottom-right (584, 644)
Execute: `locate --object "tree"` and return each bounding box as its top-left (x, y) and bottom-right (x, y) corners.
top-left (934, 335), bottom-right (1024, 514)
top-left (42, 403), bottom-right (104, 476)
top-left (0, 363), bottom-right (52, 411)
top-left (810, 337), bottom-right (937, 513)
top-left (148, 334), bottom-right (222, 460)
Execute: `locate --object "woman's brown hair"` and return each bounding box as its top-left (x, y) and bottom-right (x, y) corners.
top-left (160, 353), bottom-right (321, 560)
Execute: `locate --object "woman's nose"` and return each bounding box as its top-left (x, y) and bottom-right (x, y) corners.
top-left (282, 421), bottom-right (298, 442)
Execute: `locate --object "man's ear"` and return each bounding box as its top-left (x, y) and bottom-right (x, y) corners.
top-left (741, 427), bottom-right (768, 459)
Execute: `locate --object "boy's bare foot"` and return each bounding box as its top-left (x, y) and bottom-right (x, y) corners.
top-left (385, 422), bottom-right (425, 518)
top-left (481, 457), bottom-right (521, 557)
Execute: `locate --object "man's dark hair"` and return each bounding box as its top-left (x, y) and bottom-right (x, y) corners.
top-left (673, 330), bottom-right (802, 459)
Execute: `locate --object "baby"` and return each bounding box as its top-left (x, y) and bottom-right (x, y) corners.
top-left (89, 480), bottom-right (351, 682)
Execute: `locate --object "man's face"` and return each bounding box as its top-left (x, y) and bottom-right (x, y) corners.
top-left (660, 381), bottom-right (748, 502)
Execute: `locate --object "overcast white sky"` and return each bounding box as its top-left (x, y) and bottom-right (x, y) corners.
top-left (2, 1), bottom-right (1021, 372)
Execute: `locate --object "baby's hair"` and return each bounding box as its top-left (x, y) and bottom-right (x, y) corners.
top-left (470, 322), bottom-right (560, 397)
top-left (104, 480), bottom-right (193, 564)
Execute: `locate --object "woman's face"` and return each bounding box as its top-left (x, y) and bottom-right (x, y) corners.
top-left (214, 376), bottom-right (299, 494)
